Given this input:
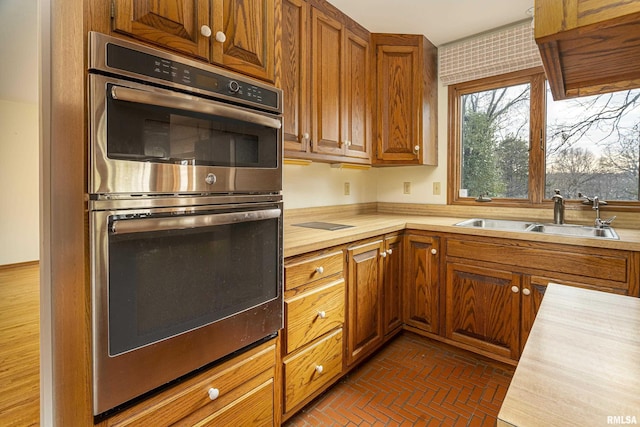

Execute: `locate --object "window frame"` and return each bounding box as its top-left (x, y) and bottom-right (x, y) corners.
top-left (447, 67), bottom-right (640, 211)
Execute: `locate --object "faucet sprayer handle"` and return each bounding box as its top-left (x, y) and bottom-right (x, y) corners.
top-left (602, 216), bottom-right (616, 225)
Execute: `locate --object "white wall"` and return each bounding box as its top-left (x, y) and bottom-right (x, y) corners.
top-left (0, 0), bottom-right (39, 265)
top-left (283, 80), bottom-right (450, 209)
top-left (0, 100), bottom-right (40, 264)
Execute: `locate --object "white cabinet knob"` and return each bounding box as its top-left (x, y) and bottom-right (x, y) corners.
top-left (315, 365), bottom-right (324, 374)
top-left (215, 31), bottom-right (227, 43)
top-left (315, 266), bottom-right (324, 274)
top-left (430, 248), bottom-right (437, 255)
top-left (200, 25), bottom-right (212, 37)
top-left (522, 288), bottom-right (531, 296)
top-left (414, 145), bottom-right (420, 152)
top-left (317, 310), bottom-right (326, 319)
top-left (208, 388), bottom-right (220, 401)
top-left (511, 286), bottom-right (520, 293)
top-left (302, 132), bottom-right (310, 141)
top-left (345, 140), bottom-right (352, 147)
top-left (387, 249), bottom-right (393, 255)
top-left (381, 251), bottom-right (387, 258)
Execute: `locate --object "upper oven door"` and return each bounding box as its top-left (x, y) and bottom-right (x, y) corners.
top-left (89, 74), bottom-right (282, 196)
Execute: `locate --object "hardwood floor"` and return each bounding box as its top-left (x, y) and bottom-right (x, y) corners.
top-left (284, 332), bottom-right (515, 426)
top-left (0, 262), bottom-right (40, 427)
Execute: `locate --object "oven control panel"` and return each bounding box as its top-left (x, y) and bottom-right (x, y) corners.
top-left (89, 32), bottom-right (281, 113)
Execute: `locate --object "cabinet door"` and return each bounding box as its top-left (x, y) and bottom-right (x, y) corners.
top-left (281, 0), bottom-right (310, 153)
top-left (520, 277), bottom-right (547, 354)
top-left (403, 235), bottom-right (440, 334)
top-left (346, 240), bottom-right (384, 366)
top-left (382, 235), bottom-right (403, 336)
top-left (113, 0), bottom-right (210, 59)
top-left (212, 0), bottom-right (276, 82)
top-left (445, 263), bottom-right (520, 360)
top-left (374, 43), bottom-right (420, 162)
top-left (343, 30), bottom-right (371, 160)
top-left (310, 8), bottom-right (344, 156)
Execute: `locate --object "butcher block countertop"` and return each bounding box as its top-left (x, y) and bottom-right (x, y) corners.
top-left (497, 284), bottom-right (640, 427)
top-left (283, 212), bottom-right (640, 258)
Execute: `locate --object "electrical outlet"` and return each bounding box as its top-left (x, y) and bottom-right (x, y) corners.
top-left (403, 182), bottom-right (411, 194)
top-left (433, 182), bottom-right (441, 195)
top-left (344, 182), bottom-right (350, 195)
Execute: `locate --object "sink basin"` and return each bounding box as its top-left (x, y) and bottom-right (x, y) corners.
top-left (528, 224), bottom-right (619, 239)
top-left (454, 218), bottom-right (535, 231)
top-left (454, 218), bottom-right (619, 240)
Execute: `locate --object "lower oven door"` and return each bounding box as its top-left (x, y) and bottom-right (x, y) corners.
top-left (90, 200), bottom-right (283, 415)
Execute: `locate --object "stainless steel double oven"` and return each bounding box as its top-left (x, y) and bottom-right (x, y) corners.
top-left (88, 32), bottom-right (283, 415)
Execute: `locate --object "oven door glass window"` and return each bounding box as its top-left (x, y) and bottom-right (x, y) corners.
top-left (107, 208), bottom-right (281, 355)
top-left (105, 83), bottom-right (278, 168)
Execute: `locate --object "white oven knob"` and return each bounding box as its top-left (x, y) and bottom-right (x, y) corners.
top-left (205, 173), bottom-right (217, 185)
top-left (208, 388), bottom-right (220, 401)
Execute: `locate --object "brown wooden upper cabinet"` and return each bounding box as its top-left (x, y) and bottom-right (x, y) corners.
top-left (372, 34), bottom-right (438, 166)
top-left (281, 0), bottom-right (372, 164)
top-left (535, 0), bottom-right (640, 100)
top-left (112, 0), bottom-right (276, 83)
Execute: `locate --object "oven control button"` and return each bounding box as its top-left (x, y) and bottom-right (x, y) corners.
top-left (205, 173), bottom-right (217, 185)
top-left (228, 80), bottom-right (240, 94)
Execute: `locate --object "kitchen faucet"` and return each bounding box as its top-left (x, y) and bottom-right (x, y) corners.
top-left (578, 193), bottom-right (616, 228)
top-left (551, 189), bottom-right (564, 224)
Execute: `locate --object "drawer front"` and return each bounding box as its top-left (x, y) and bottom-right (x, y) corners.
top-left (193, 378), bottom-right (274, 427)
top-left (285, 250), bottom-right (344, 291)
top-left (446, 239), bottom-right (628, 284)
top-left (285, 278), bottom-right (345, 353)
top-left (284, 328), bottom-right (343, 412)
top-left (107, 340), bottom-right (275, 427)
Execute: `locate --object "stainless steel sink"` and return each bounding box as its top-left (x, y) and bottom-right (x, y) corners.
top-left (454, 218), bottom-right (535, 231)
top-left (454, 218), bottom-right (619, 240)
top-left (528, 223), bottom-right (619, 239)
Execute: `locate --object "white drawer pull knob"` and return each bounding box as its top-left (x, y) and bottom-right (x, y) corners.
top-left (381, 252), bottom-right (387, 258)
top-left (522, 288), bottom-right (531, 296)
top-left (431, 248), bottom-right (437, 255)
top-left (208, 388), bottom-right (220, 401)
top-left (315, 365), bottom-right (324, 374)
top-left (315, 266), bottom-right (324, 274)
top-left (215, 31), bottom-right (227, 43)
top-left (511, 286), bottom-right (520, 293)
top-left (318, 311), bottom-right (326, 319)
top-left (200, 25), bottom-right (212, 37)
top-left (387, 249), bottom-right (393, 255)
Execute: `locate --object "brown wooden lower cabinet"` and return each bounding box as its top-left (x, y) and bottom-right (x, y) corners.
top-left (100, 339), bottom-right (277, 427)
top-left (445, 262), bottom-right (521, 360)
top-left (403, 234), bottom-right (440, 335)
top-left (345, 239), bottom-right (385, 367)
top-left (382, 234), bottom-right (404, 336)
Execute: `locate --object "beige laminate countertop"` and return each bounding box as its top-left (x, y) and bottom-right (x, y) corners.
top-left (497, 284), bottom-right (640, 427)
top-left (283, 213), bottom-right (640, 258)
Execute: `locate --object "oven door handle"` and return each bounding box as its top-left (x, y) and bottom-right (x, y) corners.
top-left (111, 208), bottom-right (282, 235)
top-left (110, 85), bottom-right (282, 130)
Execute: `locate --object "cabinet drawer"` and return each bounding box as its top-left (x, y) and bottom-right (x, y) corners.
top-left (106, 340), bottom-right (275, 427)
top-left (284, 328), bottom-right (343, 412)
top-left (192, 378), bottom-right (274, 427)
top-left (285, 250), bottom-right (344, 290)
top-left (446, 238), bottom-right (628, 285)
top-left (285, 279), bottom-right (345, 353)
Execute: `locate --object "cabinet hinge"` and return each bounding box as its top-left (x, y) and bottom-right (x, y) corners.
top-left (110, 0), bottom-right (115, 19)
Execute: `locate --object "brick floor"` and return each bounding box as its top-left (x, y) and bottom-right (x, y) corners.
top-left (284, 332), bottom-right (515, 427)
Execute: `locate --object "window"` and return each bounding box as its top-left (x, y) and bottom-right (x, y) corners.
top-left (449, 68), bottom-right (640, 208)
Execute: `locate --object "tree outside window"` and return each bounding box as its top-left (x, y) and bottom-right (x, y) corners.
top-left (449, 69), bottom-right (640, 207)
